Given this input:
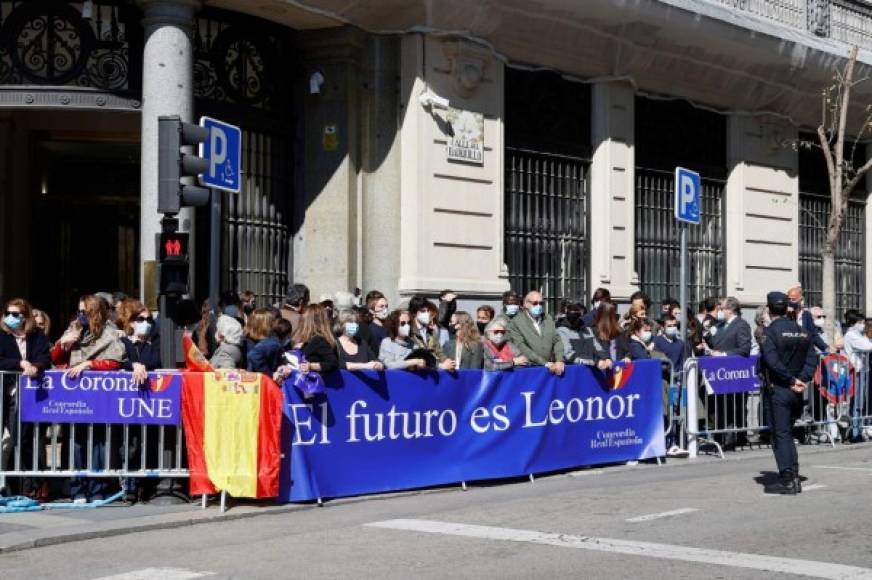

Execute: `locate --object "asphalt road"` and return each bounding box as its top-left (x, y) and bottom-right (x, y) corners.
top-left (3, 447), bottom-right (872, 580)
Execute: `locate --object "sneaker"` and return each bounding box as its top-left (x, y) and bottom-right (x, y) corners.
top-left (764, 479), bottom-right (797, 495)
top-left (666, 445), bottom-right (689, 458)
top-left (72, 495), bottom-right (87, 504)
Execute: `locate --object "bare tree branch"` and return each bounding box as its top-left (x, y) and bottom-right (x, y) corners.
top-left (842, 155), bottom-right (872, 208)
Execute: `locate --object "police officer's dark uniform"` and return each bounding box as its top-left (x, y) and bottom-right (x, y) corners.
top-left (759, 291), bottom-right (818, 495)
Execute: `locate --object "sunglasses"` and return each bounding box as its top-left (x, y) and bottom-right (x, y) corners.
top-left (135, 316), bottom-right (154, 323)
top-left (4, 311), bottom-right (23, 318)
top-left (528, 301), bottom-right (544, 306)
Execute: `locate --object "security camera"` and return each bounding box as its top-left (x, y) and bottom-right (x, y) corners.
top-left (309, 71), bottom-right (325, 95)
top-left (418, 92), bottom-right (449, 110)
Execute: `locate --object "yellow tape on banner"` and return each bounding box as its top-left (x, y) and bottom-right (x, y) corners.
top-left (203, 370), bottom-right (261, 497)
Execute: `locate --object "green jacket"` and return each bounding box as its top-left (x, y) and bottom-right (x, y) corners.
top-left (508, 311), bottom-right (564, 365)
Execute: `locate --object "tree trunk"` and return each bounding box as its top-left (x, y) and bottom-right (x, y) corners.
top-left (821, 244), bottom-right (837, 346)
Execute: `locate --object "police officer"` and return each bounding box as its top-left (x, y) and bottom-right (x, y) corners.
top-left (759, 291), bottom-right (818, 495)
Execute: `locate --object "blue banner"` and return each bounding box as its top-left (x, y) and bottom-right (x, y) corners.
top-left (19, 371), bottom-right (182, 426)
top-left (280, 361), bottom-right (666, 502)
top-left (699, 355), bottom-right (760, 395)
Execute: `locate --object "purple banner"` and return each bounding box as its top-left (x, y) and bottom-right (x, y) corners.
top-left (699, 355), bottom-right (760, 395)
top-left (19, 371), bottom-right (182, 425)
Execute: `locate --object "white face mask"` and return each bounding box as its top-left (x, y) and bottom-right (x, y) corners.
top-left (416, 311), bottom-right (431, 326)
top-left (664, 326), bottom-right (678, 338)
top-left (716, 310), bottom-right (726, 321)
top-left (708, 326), bottom-right (718, 336)
top-left (133, 321), bottom-right (152, 337)
top-left (855, 322), bottom-right (865, 333)
top-left (398, 322), bottom-right (411, 338)
top-left (374, 308), bottom-right (389, 320)
top-left (489, 332), bottom-right (506, 345)
top-left (505, 304), bottom-right (520, 317)
top-left (639, 330), bottom-right (653, 343)
top-left (592, 301), bottom-right (601, 310)
top-left (814, 317), bottom-right (825, 329)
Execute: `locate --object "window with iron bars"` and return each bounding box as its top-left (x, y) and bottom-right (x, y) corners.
top-left (635, 169), bottom-right (726, 307)
top-left (799, 193), bottom-right (865, 317)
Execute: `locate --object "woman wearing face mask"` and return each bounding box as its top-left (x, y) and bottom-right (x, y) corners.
top-left (621, 318), bottom-right (655, 360)
top-left (556, 302), bottom-right (585, 362)
top-left (336, 309), bottom-right (384, 371)
top-left (210, 314), bottom-right (245, 369)
top-left (378, 310), bottom-right (428, 370)
top-left (246, 318), bottom-right (292, 374)
top-left (482, 318), bottom-right (527, 370)
top-left (0, 299), bottom-right (52, 498)
top-left (475, 305), bottom-right (495, 336)
top-left (51, 295), bottom-right (124, 503)
top-left (408, 296), bottom-right (455, 371)
top-left (571, 302), bottom-right (621, 370)
top-left (443, 312), bottom-right (484, 370)
top-left (583, 288), bottom-right (611, 326)
top-left (119, 300), bottom-right (161, 384)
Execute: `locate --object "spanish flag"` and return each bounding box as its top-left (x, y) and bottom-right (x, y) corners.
top-left (182, 370), bottom-right (284, 498)
top-left (182, 333), bottom-right (214, 372)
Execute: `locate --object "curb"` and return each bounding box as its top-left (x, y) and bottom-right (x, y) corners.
top-left (2, 440), bottom-right (869, 553)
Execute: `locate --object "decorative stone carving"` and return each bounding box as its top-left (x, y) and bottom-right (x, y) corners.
top-left (441, 38), bottom-right (492, 99)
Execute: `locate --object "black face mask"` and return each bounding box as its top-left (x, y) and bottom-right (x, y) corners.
top-left (243, 303), bottom-right (255, 315)
top-left (565, 312), bottom-right (582, 328)
top-left (476, 321), bottom-right (487, 335)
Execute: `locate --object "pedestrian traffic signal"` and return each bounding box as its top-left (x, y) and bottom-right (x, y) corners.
top-left (158, 229), bottom-right (190, 296)
top-left (158, 115), bottom-right (210, 215)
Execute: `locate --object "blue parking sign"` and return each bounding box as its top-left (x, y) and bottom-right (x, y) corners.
top-left (199, 116), bottom-right (242, 193)
top-left (674, 166), bottom-right (701, 225)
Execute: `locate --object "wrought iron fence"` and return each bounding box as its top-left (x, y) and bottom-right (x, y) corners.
top-left (635, 168), bottom-right (726, 306)
top-left (799, 192), bottom-right (865, 316)
top-left (504, 148), bottom-right (589, 314)
top-left (223, 129), bottom-right (292, 308)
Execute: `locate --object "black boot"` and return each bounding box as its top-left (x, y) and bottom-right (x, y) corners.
top-left (793, 465), bottom-right (802, 494)
top-left (764, 470), bottom-right (797, 495)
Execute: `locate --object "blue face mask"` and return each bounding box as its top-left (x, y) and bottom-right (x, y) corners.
top-left (77, 313), bottom-right (89, 329)
top-left (345, 322), bottom-right (359, 337)
top-left (3, 314), bottom-right (23, 330)
top-left (505, 304), bottom-right (520, 317)
top-left (530, 304), bottom-right (544, 318)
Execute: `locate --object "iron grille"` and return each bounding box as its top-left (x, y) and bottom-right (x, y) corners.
top-left (222, 128), bottom-right (292, 307)
top-left (799, 192), bottom-right (865, 316)
top-left (504, 148), bottom-right (589, 314)
top-left (0, 0), bottom-right (141, 92)
top-left (635, 168), bottom-right (726, 306)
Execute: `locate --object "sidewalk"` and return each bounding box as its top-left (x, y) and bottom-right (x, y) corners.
top-left (0, 442), bottom-right (868, 554)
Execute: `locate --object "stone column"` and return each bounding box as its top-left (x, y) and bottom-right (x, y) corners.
top-left (725, 116), bottom-right (798, 306)
top-left (865, 145), bottom-right (872, 314)
top-left (138, 0), bottom-right (199, 306)
top-left (589, 81), bottom-right (638, 302)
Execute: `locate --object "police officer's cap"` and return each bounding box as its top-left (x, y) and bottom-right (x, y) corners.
top-left (767, 291), bottom-right (788, 309)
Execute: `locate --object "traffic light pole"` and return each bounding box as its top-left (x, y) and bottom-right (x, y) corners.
top-left (160, 216), bottom-right (179, 369)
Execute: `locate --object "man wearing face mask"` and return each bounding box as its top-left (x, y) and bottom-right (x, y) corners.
top-left (502, 291), bottom-right (522, 319)
top-left (709, 296), bottom-right (752, 357)
top-left (508, 291), bottom-right (565, 375)
top-left (653, 314), bottom-right (685, 368)
top-left (556, 302), bottom-right (585, 362)
top-left (787, 286), bottom-right (828, 353)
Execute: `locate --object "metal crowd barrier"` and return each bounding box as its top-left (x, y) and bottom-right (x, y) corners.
top-left (0, 370), bottom-right (188, 493)
top-left (683, 350), bottom-right (872, 458)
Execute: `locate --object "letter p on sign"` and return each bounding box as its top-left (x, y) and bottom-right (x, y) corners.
top-left (674, 167), bottom-right (701, 225)
top-left (198, 116), bottom-right (242, 194)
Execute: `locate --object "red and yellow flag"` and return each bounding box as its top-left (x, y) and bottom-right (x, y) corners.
top-left (181, 370), bottom-right (284, 498)
top-left (182, 333), bottom-right (214, 372)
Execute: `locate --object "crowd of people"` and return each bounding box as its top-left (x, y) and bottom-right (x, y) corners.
top-left (0, 282), bottom-right (867, 503)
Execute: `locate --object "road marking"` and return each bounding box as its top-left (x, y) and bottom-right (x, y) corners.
top-left (811, 465), bottom-right (872, 473)
top-left (803, 484), bottom-right (828, 491)
top-left (366, 519), bottom-right (872, 580)
top-left (625, 508), bottom-right (698, 523)
top-left (93, 568), bottom-right (214, 580)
